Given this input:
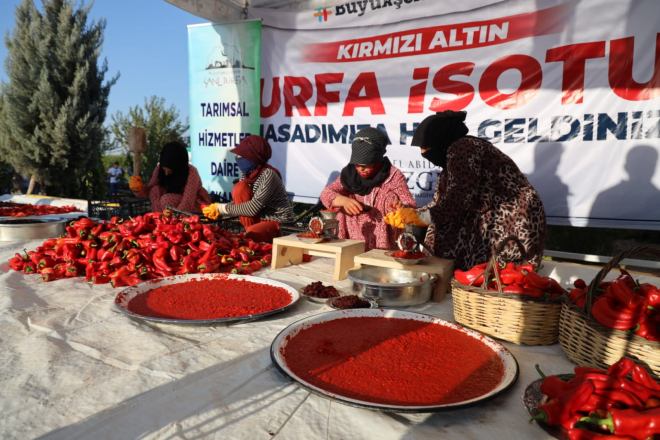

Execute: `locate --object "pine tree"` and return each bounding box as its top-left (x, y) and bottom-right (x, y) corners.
top-left (0, 0), bottom-right (117, 198)
top-left (109, 96), bottom-right (188, 180)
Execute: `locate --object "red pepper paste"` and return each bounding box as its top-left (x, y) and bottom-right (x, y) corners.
top-left (282, 317), bottom-right (504, 406)
top-left (391, 250), bottom-right (426, 259)
top-left (127, 278), bottom-right (293, 319)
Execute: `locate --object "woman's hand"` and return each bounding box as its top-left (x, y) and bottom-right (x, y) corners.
top-left (333, 194), bottom-right (364, 216)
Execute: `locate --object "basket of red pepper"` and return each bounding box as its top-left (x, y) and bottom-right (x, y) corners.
top-left (452, 237), bottom-right (567, 345)
top-left (525, 357), bottom-right (660, 439)
top-left (559, 246), bottom-right (660, 378)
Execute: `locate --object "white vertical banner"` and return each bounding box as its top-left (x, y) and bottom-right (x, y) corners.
top-left (188, 20), bottom-right (262, 201)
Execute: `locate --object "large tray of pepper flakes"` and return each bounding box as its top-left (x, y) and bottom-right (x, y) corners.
top-left (271, 308), bottom-right (518, 412)
top-left (115, 273), bottom-right (300, 324)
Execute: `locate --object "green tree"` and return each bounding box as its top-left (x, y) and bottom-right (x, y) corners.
top-left (0, 0), bottom-right (117, 198)
top-left (109, 96), bottom-right (188, 181)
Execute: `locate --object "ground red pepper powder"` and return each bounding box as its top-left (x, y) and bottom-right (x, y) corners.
top-left (127, 278), bottom-right (293, 319)
top-left (282, 317), bottom-right (504, 406)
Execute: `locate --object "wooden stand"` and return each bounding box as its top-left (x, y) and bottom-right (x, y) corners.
top-left (353, 249), bottom-right (454, 302)
top-left (271, 234), bottom-right (365, 281)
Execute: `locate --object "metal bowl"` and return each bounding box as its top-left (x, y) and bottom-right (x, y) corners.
top-left (0, 218), bottom-right (66, 241)
top-left (347, 266), bottom-right (437, 307)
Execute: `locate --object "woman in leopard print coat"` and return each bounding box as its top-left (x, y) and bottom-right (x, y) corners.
top-left (412, 111), bottom-right (546, 270)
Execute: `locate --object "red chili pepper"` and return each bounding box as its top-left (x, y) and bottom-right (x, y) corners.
top-left (570, 287), bottom-right (588, 308)
top-left (535, 380), bottom-right (594, 429)
top-left (573, 278), bottom-right (587, 289)
top-left (631, 365), bottom-right (660, 392)
top-left (575, 366), bottom-right (608, 377)
top-left (593, 388), bottom-right (645, 409)
top-left (635, 309), bottom-right (660, 342)
top-left (522, 270), bottom-right (552, 290)
top-left (638, 283), bottom-right (660, 308)
top-left (454, 265), bottom-right (486, 286)
top-left (248, 260), bottom-right (262, 272)
top-left (591, 296), bottom-right (641, 330)
top-left (609, 280), bottom-right (643, 310)
top-left (8, 253), bottom-right (27, 271)
top-left (540, 375), bottom-right (575, 399)
top-left (608, 358), bottom-right (637, 378)
top-left (500, 269), bottom-right (524, 285)
top-left (152, 247), bottom-right (174, 275)
top-left (567, 427), bottom-right (633, 440)
top-left (197, 256), bottom-right (220, 273)
top-left (580, 407), bottom-right (660, 439)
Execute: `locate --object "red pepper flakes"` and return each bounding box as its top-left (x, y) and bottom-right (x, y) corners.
top-left (127, 278), bottom-right (293, 319)
top-left (282, 318), bottom-right (504, 405)
top-left (282, 317), bottom-right (504, 406)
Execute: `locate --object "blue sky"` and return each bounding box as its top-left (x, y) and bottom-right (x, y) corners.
top-left (0, 0), bottom-right (207, 124)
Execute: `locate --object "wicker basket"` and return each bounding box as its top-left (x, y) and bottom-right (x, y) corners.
top-left (452, 238), bottom-right (563, 345)
top-left (558, 246), bottom-right (660, 377)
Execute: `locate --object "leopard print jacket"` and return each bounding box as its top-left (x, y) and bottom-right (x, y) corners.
top-left (420, 136), bottom-right (546, 270)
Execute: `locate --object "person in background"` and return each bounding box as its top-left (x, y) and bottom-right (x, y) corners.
top-left (410, 110), bottom-right (546, 269)
top-left (211, 135), bottom-right (294, 242)
top-left (107, 161), bottom-right (124, 197)
top-left (133, 141), bottom-right (211, 212)
top-left (320, 127), bottom-right (415, 251)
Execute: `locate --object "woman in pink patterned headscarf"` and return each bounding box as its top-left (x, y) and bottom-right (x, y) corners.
top-left (320, 127), bottom-right (416, 251)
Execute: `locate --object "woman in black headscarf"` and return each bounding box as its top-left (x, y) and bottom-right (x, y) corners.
top-left (320, 127), bottom-right (416, 250)
top-left (134, 141), bottom-right (211, 212)
top-left (411, 111), bottom-right (546, 269)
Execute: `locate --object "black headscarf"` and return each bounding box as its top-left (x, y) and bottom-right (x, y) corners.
top-left (158, 141), bottom-right (189, 194)
top-left (411, 110), bottom-right (469, 168)
top-left (340, 127), bottom-right (392, 196)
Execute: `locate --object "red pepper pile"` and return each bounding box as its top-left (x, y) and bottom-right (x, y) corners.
top-left (454, 262), bottom-right (566, 300)
top-left (0, 201), bottom-right (79, 217)
top-left (568, 271), bottom-right (659, 342)
top-left (534, 358), bottom-right (660, 440)
top-left (7, 212), bottom-right (273, 287)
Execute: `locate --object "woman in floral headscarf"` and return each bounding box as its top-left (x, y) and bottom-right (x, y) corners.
top-left (213, 135), bottom-right (294, 242)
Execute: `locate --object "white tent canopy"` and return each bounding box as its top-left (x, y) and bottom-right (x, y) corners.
top-left (165, 0), bottom-right (346, 21)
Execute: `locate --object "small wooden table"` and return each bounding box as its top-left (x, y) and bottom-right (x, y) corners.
top-left (353, 249), bottom-right (454, 302)
top-left (271, 234), bottom-right (365, 281)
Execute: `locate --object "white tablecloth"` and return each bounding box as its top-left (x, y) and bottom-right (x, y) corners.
top-left (1, 239), bottom-right (655, 440)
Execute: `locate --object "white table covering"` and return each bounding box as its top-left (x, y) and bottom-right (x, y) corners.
top-left (1, 238), bottom-right (656, 440)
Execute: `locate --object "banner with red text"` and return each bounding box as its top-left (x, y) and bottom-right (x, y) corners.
top-left (249, 0), bottom-right (660, 229)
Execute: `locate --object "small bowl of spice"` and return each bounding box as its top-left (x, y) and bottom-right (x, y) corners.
top-left (327, 295), bottom-right (378, 310)
top-left (386, 250), bottom-right (427, 265)
top-left (301, 281), bottom-right (340, 303)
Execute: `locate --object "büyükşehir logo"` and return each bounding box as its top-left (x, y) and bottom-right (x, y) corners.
top-left (313, 7), bottom-right (333, 22)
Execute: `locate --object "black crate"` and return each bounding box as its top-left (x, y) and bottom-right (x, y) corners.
top-left (88, 198), bottom-right (151, 220)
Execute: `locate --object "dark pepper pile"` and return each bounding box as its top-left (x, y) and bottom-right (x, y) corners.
top-left (7, 212), bottom-right (273, 287)
top-left (454, 261), bottom-right (566, 300)
top-left (533, 358), bottom-right (660, 440)
top-left (568, 271), bottom-right (659, 342)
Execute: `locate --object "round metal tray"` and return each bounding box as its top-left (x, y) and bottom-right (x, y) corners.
top-left (0, 218), bottom-right (67, 241)
top-left (271, 309), bottom-right (519, 412)
top-left (115, 273), bottom-right (300, 325)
